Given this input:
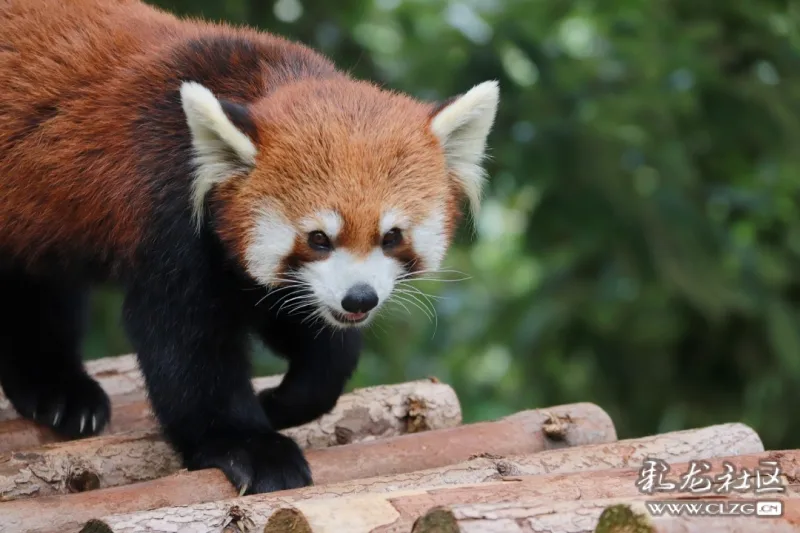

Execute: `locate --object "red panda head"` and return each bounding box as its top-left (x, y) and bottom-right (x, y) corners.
top-left (180, 77), bottom-right (498, 329)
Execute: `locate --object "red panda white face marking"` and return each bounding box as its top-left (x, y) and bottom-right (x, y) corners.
top-left (180, 79), bottom-right (499, 329)
top-left (409, 205), bottom-right (448, 273)
top-left (243, 203), bottom-right (296, 286)
top-left (379, 209), bottom-right (410, 235)
top-left (300, 210), bottom-right (343, 240)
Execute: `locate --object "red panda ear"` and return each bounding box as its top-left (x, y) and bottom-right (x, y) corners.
top-left (429, 80), bottom-right (499, 220)
top-left (180, 81), bottom-right (258, 228)
top-left (219, 99), bottom-right (260, 146)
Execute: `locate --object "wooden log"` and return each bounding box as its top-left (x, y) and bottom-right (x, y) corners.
top-left (74, 421), bottom-right (753, 533)
top-left (409, 498), bottom-right (800, 533)
top-left (482, 421), bottom-right (763, 478)
top-left (0, 403), bottom-right (616, 533)
top-left (88, 449), bottom-right (799, 533)
top-left (0, 378), bottom-right (462, 501)
top-left (303, 403), bottom-right (616, 481)
top-left (0, 401), bottom-right (156, 454)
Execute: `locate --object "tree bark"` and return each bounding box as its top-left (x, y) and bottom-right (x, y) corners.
top-left (0, 403), bottom-right (617, 533)
top-left (409, 497), bottom-right (800, 533)
top-left (0, 378), bottom-right (462, 501)
top-left (84, 449), bottom-right (799, 533)
top-left (0, 401), bottom-right (157, 454)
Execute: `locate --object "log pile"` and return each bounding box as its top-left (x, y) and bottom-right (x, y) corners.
top-left (0, 354), bottom-right (797, 533)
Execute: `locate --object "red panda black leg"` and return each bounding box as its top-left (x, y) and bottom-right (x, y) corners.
top-left (121, 262), bottom-right (312, 494)
top-left (252, 287), bottom-right (362, 430)
top-left (0, 270), bottom-right (111, 438)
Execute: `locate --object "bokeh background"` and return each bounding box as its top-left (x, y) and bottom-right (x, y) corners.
top-left (85, 0), bottom-right (800, 449)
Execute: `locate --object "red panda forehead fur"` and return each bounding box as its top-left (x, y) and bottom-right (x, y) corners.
top-left (217, 78), bottom-right (462, 267)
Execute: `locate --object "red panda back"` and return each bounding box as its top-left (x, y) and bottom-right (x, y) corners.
top-left (0, 0), bottom-right (336, 277)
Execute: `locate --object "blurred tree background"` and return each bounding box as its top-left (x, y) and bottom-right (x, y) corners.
top-left (85, 0), bottom-right (800, 449)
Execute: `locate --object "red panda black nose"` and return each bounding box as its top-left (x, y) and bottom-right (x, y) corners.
top-left (341, 283), bottom-right (379, 313)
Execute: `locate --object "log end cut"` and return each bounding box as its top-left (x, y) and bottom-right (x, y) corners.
top-left (411, 506), bottom-right (459, 533)
top-left (264, 508), bottom-right (313, 533)
top-left (594, 504), bottom-right (654, 533)
top-left (79, 519), bottom-right (115, 533)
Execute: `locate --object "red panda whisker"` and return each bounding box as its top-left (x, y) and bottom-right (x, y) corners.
top-left (384, 299), bottom-right (433, 335)
top-left (254, 292), bottom-right (271, 308)
top-left (254, 282), bottom-right (308, 309)
top-left (262, 277), bottom-right (308, 287)
top-left (393, 291), bottom-right (444, 316)
top-left (396, 268), bottom-right (471, 281)
top-left (391, 293), bottom-right (435, 323)
top-left (393, 290), bottom-right (438, 319)
top-left (284, 297), bottom-right (316, 312)
top-left (392, 291), bottom-right (439, 338)
top-left (262, 283), bottom-right (307, 298)
top-left (265, 288), bottom-right (311, 312)
top-left (393, 284), bottom-right (447, 301)
top-left (398, 276), bottom-right (472, 283)
top-left (364, 312), bottom-right (390, 338)
top-left (395, 289), bottom-right (435, 307)
top-left (312, 320), bottom-right (327, 339)
top-left (402, 267), bottom-right (466, 275)
top-left (303, 309), bottom-right (328, 333)
top-left (275, 295), bottom-right (316, 316)
top-left (387, 297), bottom-right (413, 317)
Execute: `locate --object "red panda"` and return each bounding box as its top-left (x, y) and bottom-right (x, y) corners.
top-left (0, 0), bottom-right (499, 493)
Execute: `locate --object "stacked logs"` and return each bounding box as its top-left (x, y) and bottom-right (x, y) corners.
top-left (0, 354), bottom-right (797, 533)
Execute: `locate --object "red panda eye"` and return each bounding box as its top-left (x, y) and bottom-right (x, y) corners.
top-left (308, 231), bottom-right (332, 251)
top-left (382, 228), bottom-right (403, 248)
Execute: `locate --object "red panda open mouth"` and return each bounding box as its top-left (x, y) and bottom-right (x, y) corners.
top-left (328, 309), bottom-right (369, 325)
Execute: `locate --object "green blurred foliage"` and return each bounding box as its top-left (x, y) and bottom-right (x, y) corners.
top-left (86, 0), bottom-right (800, 449)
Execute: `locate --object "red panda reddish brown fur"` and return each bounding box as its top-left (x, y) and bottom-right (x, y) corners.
top-left (0, 0), bottom-right (341, 273)
top-left (0, 0), bottom-right (499, 495)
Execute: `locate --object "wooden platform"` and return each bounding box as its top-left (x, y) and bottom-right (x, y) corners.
top-left (0, 354), bottom-right (797, 532)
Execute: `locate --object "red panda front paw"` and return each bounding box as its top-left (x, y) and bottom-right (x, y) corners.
top-left (186, 431), bottom-right (312, 494)
top-left (7, 372), bottom-right (111, 439)
top-left (259, 386), bottom-right (340, 431)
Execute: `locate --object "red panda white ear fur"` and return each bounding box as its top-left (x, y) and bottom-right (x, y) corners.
top-left (430, 80), bottom-right (499, 220)
top-left (179, 81), bottom-right (258, 229)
